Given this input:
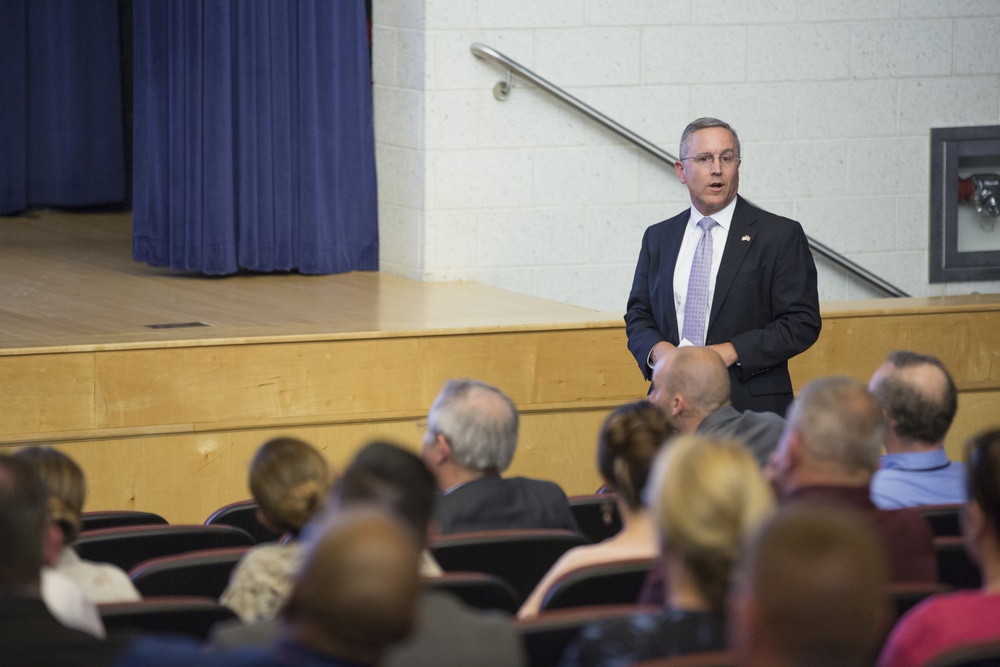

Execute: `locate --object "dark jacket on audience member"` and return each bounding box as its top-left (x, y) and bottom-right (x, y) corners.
top-left (0, 595), bottom-right (126, 667)
top-left (435, 473), bottom-right (580, 535)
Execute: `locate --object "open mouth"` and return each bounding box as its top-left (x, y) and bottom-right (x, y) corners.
top-left (709, 182), bottom-right (725, 191)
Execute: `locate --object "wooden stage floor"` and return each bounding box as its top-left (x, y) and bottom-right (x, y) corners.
top-left (0, 210), bottom-right (619, 354)
top-left (0, 210), bottom-right (643, 522)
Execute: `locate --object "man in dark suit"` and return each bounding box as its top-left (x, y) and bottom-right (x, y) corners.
top-left (421, 379), bottom-right (579, 535)
top-left (625, 117), bottom-right (821, 416)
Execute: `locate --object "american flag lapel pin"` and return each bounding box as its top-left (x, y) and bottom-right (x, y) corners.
top-left (741, 235), bottom-right (751, 242)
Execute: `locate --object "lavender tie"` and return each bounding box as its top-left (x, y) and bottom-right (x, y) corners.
top-left (681, 217), bottom-right (718, 346)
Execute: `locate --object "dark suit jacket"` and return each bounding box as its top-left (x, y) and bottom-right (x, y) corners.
top-left (625, 195), bottom-right (821, 415)
top-left (436, 474), bottom-right (580, 535)
top-left (0, 596), bottom-right (126, 667)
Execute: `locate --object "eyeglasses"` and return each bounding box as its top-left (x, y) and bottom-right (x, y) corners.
top-left (679, 152), bottom-right (741, 168)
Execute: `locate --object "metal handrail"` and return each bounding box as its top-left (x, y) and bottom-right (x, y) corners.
top-left (471, 42), bottom-right (909, 298)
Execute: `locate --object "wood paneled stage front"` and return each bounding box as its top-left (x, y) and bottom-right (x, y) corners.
top-left (3, 211), bottom-right (1000, 523)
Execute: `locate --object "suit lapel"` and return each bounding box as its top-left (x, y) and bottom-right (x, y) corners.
top-left (710, 196), bottom-right (756, 326)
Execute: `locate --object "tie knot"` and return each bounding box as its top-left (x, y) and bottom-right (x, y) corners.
top-left (699, 217), bottom-right (717, 232)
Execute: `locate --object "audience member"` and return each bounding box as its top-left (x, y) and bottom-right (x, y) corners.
top-left (868, 350), bottom-right (966, 508)
top-left (767, 376), bottom-right (937, 583)
top-left (421, 379), bottom-right (579, 534)
top-left (518, 401), bottom-right (669, 618)
top-left (220, 437), bottom-right (332, 623)
top-left (558, 434), bottom-right (775, 667)
top-left (118, 507), bottom-right (422, 667)
top-left (730, 504), bottom-right (891, 667)
top-left (212, 440), bottom-right (527, 667)
top-left (0, 454), bottom-right (125, 666)
top-left (878, 428), bottom-right (1000, 667)
top-left (649, 346), bottom-right (786, 466)
top-left (14, 447), bottom-right (142, 604)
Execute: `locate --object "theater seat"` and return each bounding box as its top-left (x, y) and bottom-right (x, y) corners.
top-left (81, 510), bottom-right (168, 531)
top-left (204, 499), bottom-right (282, 544)
top-left (516, 604), bottom-right (658, 667)
top-left (431, 529), bottom-right (588, 602)
top-left (567, 494), bottom-right (622, 544)
top-left (100, 596), bottom-right (237, 641)
top-left (630, 651), bottom-right (738, 667)
top-left (129, 547), bottom-right (251, 598)
top-left (919, 504), bottom-right (963, 537)
top-left (76, 524), bottom-right (255, 571)
top-left (540, 557), bottom-right (658, 612)
top-left (424, 571), bottom-right (521, 614)
top-left (934, 536), bottom-right (982, 589)
top-left (888, 581), bottom-right (951, 621)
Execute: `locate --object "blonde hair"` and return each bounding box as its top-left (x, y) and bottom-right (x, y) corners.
top-left (250, 437), bottom-right (331, 536)
top-left (13, 447), bottom-right (86, 544)
top-left (651, 434), bottom-right (775, 610)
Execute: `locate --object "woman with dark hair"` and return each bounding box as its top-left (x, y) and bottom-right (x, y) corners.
top-left (879, 428), bottom-right (1000, 667)
top-left (518, 401), bottom-right (670, 619)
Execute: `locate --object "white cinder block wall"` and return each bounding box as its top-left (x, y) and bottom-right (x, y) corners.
top-left (373, 1), bottom-right (1000, 313)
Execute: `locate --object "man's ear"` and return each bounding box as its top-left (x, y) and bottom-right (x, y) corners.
top-left (671, 394), bottom-right (685, 418)
top-left (674, 160), bottom-right (687, 184)
top-left (430, 432), bottom-right (452, 467)
top-left (43, 522), bottom-right (63, 568)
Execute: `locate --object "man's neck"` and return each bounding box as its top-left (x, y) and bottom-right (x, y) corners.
top-left (884, 433), bottom-right (945, 455)
top-left (781, 465), bottom-right (873, 496)
top-left (436, 465), bottom-right (486, 493)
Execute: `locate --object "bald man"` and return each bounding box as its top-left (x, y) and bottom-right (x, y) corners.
top-left (117, 508), bottom-right (422, 667)
top-left (868, 350), bottom-right (966, 509)
top-left (731, 504), bottom-right (891, 667)
top-left (649, 346), bottom-right (786, 466)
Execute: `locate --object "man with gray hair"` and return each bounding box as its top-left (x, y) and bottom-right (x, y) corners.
top-left (868, 350), bottom-right (966, 509)
top-left (421, 379), bottom-right (579, 534)
top-left (767, 376), bottom-right (937, 583)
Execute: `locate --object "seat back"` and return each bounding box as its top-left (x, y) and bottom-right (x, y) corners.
top-left (540, 557), bottom-right (658, 612)
top-left (568, 494), bottom-right (622, 544)
top-left (431, 529), bottom-right (588, 602)
top-left (81, 510), bottom-right (169, 531)
top-left (129, 546), bottom-right (251, 598)
top-left (888, 581), bottom-right (951, 621)
top-left (516, 604), bottom-right (657, 667)
top-left (934, 536), bottom-right (982, 589)
top-left (630, 651), bottom-right (738, 667)
top-left (425, 571), bottom-right (521, 614)
top-left (919, 504), bottom-right (963, 537)
top-left (76, 524), bottom-right (255, 571)
top-left (204, 499), bottom-right (282, 544)
top-left (926, 639), bottom-right (1000, 667)
top-left (99, 596), bottom-right (237, 641)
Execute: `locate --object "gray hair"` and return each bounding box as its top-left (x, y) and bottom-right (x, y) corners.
top-left (428, 379), bottom-right (519, 472)
top-left (679, 117), bottom-right (741, 160)
top-left (788, 377), bottom-right (885, 473)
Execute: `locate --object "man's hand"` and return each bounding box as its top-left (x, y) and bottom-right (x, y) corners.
top-left (649, 341), bottom-right (677, 367)
top-left (708, 342), bottom-right (739, 367)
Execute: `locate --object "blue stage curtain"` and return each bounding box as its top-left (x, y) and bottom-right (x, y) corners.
top-left (132, 0), bottom-right (378, 275)
top-left (0, 0), bottom-right (126, 215)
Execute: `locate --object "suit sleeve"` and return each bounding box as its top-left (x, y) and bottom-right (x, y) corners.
top-left (728, 219), bottom-right (821, 378)
top-left (624, 226), bottom-right (667, 381)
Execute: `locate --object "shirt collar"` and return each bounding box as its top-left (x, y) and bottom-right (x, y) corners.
top-left (688, 196), bottom-right (737, 232)
top-left (880, 448), bottom-right (952, 472)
